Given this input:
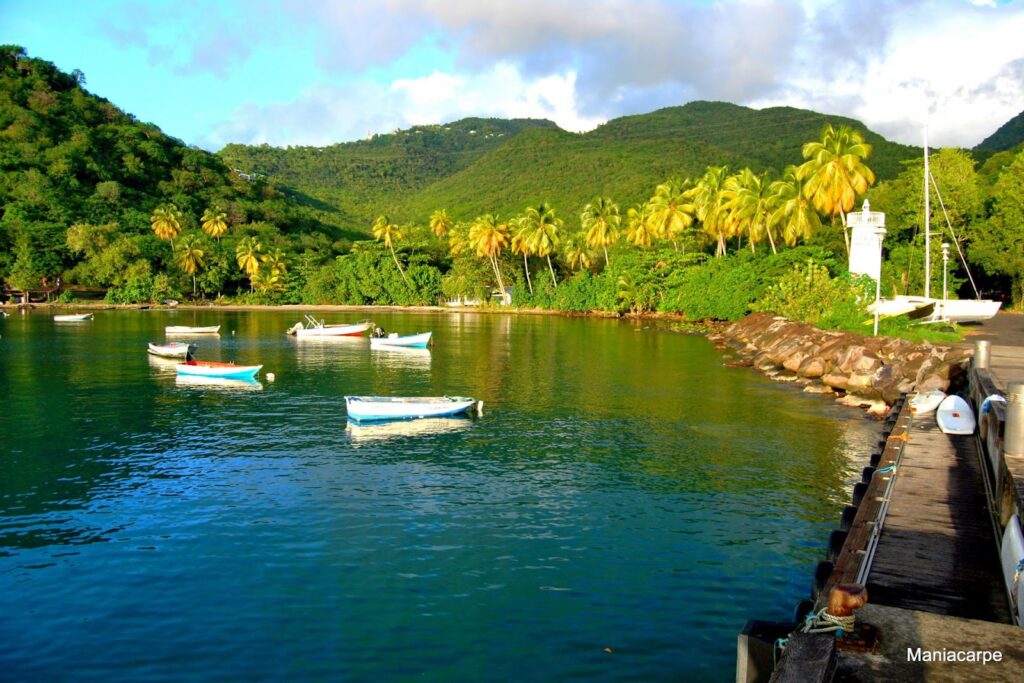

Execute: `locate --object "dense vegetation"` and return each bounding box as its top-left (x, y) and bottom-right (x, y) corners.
top-left (3, 45), bottom-right (1023, 335)
top-left (975, 109), bottom-right (1024, 153)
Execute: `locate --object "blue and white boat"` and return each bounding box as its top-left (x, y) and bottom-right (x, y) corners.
top-left (344, 395), bottom-right (480, 422)
top-left (370, 331), bottom-right (432, 349)
top-left (176, 359), bottom-right (262, 380)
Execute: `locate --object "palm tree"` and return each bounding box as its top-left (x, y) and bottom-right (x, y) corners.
top-left (520, 202), bottom-right (562, 287)
top-left (511, 219), bottom-right (534, 295)
top-left (560, 232), bottom-right (594, 272)
top-left (201, 206), bottom-right (228, 243)
top-left (429, 209), bottom-right (453, 238)
top-left (371, 215), bottom-right (409, 285)
top-left (691, 166), bottom-right (731, 257)
top-left (261, 247), bottom-right (289, 278)
top-left (447, 221), bottom-right (470, 256)
top-left (176, 234), bottom-right (206, 296)
top-left (150, 204), bottom-right (182, 247)
top-left (726, 168), bottom-right (777, 254)
top-left (625, 203), bottom-right (656, 247)
top-left (235, 236), bottom-right (263, 292)
top-left (647, 180), bottom-right (694, 249)
top-left (797, 124), bottom-right (875, 254)
top-left (580, 196), bottom-right (621, 267)
top-left (468, 214), bottom-right (510, 301)
top-left (768, 165), bottom-right (823, 247)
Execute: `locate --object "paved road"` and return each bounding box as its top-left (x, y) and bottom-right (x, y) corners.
top-left (959, 310), bottom-right (1024, 348)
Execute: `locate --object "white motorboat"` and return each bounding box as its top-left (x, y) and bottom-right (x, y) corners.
top-left (287, 315), bottom-right (372, 337)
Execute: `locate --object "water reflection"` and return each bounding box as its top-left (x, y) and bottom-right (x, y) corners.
top-left (291, 335), bottom-right (368, 368)
top-left (147, 354), bottom-right (181, 373)
top-left (174, 375), bottom-right (264, 391)
top-left (345, 416), bottom-right (473, 443)
top-left (369, 345), bottom-right (431, 369)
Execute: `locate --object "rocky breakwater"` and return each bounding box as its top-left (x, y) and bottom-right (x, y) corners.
top-left (708, 313), bottom-right (972, 414)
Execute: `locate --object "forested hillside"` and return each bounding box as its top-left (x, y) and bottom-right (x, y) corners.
top-left (0, 45), bottom-right (339, 300)
top-left (222, 101), bottom-right (921, 230)
top-left (975, 108), bottom-right (1024, 153)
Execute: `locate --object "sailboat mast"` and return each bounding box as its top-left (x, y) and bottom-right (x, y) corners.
top-left (923, 127), bottom-right (931, 299)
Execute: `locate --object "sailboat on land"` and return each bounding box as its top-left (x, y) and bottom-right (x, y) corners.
top-left (868, 129), bottom-right (1000, 324)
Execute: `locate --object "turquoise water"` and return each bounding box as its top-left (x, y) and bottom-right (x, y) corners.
top-left (0, 309), bottom-right (875, 681)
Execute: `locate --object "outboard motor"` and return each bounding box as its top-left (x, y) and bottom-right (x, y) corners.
top-left (372, 327), bottom-right (386, 338)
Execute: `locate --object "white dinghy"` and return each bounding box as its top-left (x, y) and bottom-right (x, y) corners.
top-left (935, 395), bottom-right (976, 435)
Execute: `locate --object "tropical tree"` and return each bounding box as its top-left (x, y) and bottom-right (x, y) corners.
top-left (511, 219), bottom-right (534, 295)
top-left (261, 247), bottom-right (289, 278)
top-left (560, 232), bottom-right (594, 272)
top-left (970, 149), bottom-right (1024, 306)
top-left (468, 214), bottom-right (510, 300)
top-left (371, 214), bottom-right (409, 284)
top-left (727, 168), bottom-right (776, 254)
top-left (625, 203), bottom-right (656, 248)
top-left (175, 234), bottom-right (206, 296)
top-left (150, 204), bottom-right (182, 247)
top-left (429, 208), bottom-right (453, 238)
top-left (201, 206), bottom-right (228, 243)
top-left (580, 196), bottom-right (621, 267)
top-left (520, 202), bottom-right (562, 287)
top-left (235, 236), bottom-right (263, 292)
top-left (797, 124), bottom-right (876, 254)
top-left (647, 180), bottom-right (694, 249)
top-left (769, 165), bottom-right (822, 247)
top-left (691, 166), bottom-right (731, 257)
top-left (448, 221), bottom-right (470, 256)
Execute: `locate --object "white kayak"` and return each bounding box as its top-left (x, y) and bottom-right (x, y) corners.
top-left (909, 389), bottom-right (946, 415)
top-left (936, 395), bottom-right (976, 435)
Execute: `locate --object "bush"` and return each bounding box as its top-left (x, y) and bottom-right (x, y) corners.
top-left (752, 259), bottom-right (871, 327)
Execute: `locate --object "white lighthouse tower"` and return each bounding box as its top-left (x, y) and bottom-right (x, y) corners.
top-left (848, 199), bottom-right (886, 282)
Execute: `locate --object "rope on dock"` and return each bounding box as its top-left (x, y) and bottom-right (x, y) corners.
top-left (801, 607), bottom-right (856, 635)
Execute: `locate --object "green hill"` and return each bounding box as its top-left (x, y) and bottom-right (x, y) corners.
top-left (218, 118), bottom-right (559, 231)
top-left (220, 101), bottom-right (921, 231)
top-left (975, 109), bottom-right (1024, 153)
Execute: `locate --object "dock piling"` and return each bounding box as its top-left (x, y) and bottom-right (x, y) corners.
top-left (975, 339), bottom-right (991, 370)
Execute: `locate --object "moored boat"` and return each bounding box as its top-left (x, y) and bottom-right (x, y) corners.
top-left (147, 341), bottom-right (196, 359)
top-left (286, 315), bottom-right (372, 337)
top-left (909, 389), bottom-right (946, 415)
top-left (344, 395), bottom-right (481, 422)
top-left (166, 325), bottom-right (221, 334)
top-left (54, 313), bottom-right (93, 322)
top-left (369, 331), bottom-right (432, 349)
top-left (176, 359), bottom-right (262, 380)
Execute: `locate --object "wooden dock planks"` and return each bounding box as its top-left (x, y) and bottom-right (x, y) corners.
top-left (865, 412), bottom-right (1011, 623)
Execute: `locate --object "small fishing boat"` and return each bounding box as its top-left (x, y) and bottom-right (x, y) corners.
top-left (909, 389), bottom-right (946, 415)
top-left (54, 313), bottom-right (93, 322)
top-left (286, 315), bottom-right (372, 337)
top-left (936, 395), bottom-right (976, 435)
top-left (369, 331), bottom-right (432, 349)
top-left (176, 359), bottom-right (262, 380)
top-left (344, 395), bottom-right (481, 422)
top-left (147, 341), bottom-right (196, 359)
top-left (166, 325), bottom-right (220, 334)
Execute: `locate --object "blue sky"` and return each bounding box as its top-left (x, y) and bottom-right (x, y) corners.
top-left (2, 0), bottom-right (1022, 150)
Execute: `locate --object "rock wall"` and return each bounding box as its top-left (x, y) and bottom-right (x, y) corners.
top-left (708, 313), bottom-right (972, 413)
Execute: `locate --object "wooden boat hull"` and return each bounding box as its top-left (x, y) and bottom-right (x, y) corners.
top-left (54, 313), bottom-right (93, 321)
top-left (936, 395), bottom-right (975, 435)
top-left (165, 325), bottom-right (221, 334)
top-left (344, 395), bottom-right (478, 422)
top-left (176, 360), bottom-right (262, 380)
top-left (370, 332), bottom-right (432, 349)
top-left (148, 342), bottom-right (196, 359)
top-left (292, 321), bottom-right (371, 337)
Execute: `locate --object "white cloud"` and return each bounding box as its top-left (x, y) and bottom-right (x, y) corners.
top-left (202, 63), bottom-right (604, 148)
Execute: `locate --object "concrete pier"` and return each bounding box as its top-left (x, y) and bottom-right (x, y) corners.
top-left (742, 313), bottom-right (1024, 683)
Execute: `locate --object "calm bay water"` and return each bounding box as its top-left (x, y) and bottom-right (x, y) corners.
top-left (0, 309), bottom-right (876, 681)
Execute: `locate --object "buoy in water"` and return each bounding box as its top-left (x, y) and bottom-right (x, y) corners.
top-left (266, 373), bottom-right (275, 382)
